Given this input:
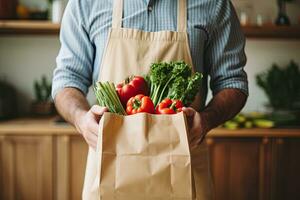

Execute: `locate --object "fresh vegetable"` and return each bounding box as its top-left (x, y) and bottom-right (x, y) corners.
top-left (224, 121), bottom-right (239, 130)
top-left (253, 119), bottom-right (274, 128)
top-left (222, 113), bottom-right (275, 129)
top-left (248, 112), bottom-right (266, 119)
top-left (116, 76), bottom-right (148, 107)
top-left (94, 61), bottom-right (202, 116)
top-left (126, 94), bottom-right (155, 115)
top-left (94, 82), bottom-right (127, 115)
top-left (168, 72), bottom-right (203, 106)
top-left (244, 121), bottom-right (253, 129)
top-left (233, 114), bottom-right (246, 123)
top-left (147, 61), bottom-right (203, 107)
top-left (156, 98), bottom-right (183, 114)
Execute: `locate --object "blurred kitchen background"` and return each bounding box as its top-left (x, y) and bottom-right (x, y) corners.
top-left (0, 0), bottom-right (300, 116)
top-left (0, 0), bottom-right (300, 200)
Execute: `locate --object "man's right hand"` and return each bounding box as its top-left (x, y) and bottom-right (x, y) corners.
top-left (74, 105), bottom-right (108, 150)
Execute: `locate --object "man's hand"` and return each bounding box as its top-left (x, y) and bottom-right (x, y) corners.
top-left (182, 107), bottom-right (208, 149)
top-left (182, 89), bottom-right (247, 149)
top-left (74, 105), bottom-right (108, 150)
top-left (54, 88), bottom-right (109, 150)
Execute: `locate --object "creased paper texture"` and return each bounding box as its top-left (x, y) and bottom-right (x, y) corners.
top-left (92, 112), bottom-right (194, 200)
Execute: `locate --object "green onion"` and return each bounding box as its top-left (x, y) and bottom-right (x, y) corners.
top-left (94, 81), bottom-right (127, 115)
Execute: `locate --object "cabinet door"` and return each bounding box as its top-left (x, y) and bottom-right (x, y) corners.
top-left (207, 137), bottom-right (271, 200)
top-left (272, 138), bottom-right (300, 200)
top-left (0, 136), bottom-right (3, 199)
top-left (1, 136), bottom-right (53, 200)
top-left (56, 135), bottom-right (88, 200)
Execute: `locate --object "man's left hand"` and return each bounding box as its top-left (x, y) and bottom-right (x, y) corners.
top-left (182, 107), bottom-right (208, 149)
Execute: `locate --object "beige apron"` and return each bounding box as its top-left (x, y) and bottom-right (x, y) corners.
top-left (83, 0), bottom-right (213, 199)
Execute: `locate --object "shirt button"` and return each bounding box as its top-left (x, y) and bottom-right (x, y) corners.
top-left (148, 6), bottom-right (153, 12)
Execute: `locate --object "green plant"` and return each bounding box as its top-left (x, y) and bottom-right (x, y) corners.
top-left (34, 75), bottom-right (52, 102)
top-left (256, 61), bottom-right (300, 110)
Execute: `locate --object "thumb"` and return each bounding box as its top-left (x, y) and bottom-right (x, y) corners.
top-left (91, 105), bottom-right (108, 115)
top-left (182, 107), bottom-right (196, 117)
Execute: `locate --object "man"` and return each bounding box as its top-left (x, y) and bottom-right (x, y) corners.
top-left (52, 0), bottom-right (247, 199)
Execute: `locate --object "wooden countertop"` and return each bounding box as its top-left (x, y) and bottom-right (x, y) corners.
top-left (0, 118), bottom-right (299, 137)
top-left (0, 117), bottom-right (76, 135)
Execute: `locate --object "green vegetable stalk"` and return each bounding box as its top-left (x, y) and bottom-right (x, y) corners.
top-left (94, 82), bottom-right (127, 115)
top-left (148, 61), bottom-right (203, 106)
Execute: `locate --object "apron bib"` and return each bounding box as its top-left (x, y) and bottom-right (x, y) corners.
top-left (83, 0), bottom-right (213, 199)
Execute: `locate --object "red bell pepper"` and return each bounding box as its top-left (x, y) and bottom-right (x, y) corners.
top-left (116, 76), bottom-right (148, 107)
top-left (156, 98), bottom-right (183, 114)
top-left (126, 94), bottom-right (155, 115)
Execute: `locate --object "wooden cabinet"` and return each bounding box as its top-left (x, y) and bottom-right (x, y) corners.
top-left (272, 138), bottom-right (300, 200)
top-left (1, 136), bottom-right (53, 200)
top-left (0, 119), bottom-right (299, 200)
top-left (207, 137), bottom-right (272, 200)
top-left (0, 132), bottom-right (88, 200)
top-left (0, 136), bottom-right (4, 198)
top-left (207, 136), bottom-right (300, 200)
top-left (55, 136), bottom-right (88, 200)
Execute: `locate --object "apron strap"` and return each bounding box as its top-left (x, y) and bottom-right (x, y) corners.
top-left (112, 0), bottom-right (123, 28)
top-left (177, 0), bottom-right (187, 32)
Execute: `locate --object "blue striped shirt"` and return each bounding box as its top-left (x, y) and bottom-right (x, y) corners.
top-left (52, 0), bottom-right (248, 101)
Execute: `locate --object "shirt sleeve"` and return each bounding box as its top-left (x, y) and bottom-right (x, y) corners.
top-left (51, 0), bottom-right (94, 99)
top-left (204, 0), bottom-right (248, 96)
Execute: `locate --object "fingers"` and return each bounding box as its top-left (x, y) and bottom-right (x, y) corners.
top-left (85, 131), bottom-right (98, 150)
top-left (88, 105), bottom-right (107, 149)
top-left (75, 105), bottom-right (108, 150)
top-left (190, 133), bottom-right (205, 146)
top-left (91, 105), bottom-right (108, 116)
top-left (183, 107), bottom-right (200, 133)
top-left (183, 107), bottom-right (205, 148)
top-left (90, 105), bottom-right (108, 124)
top-left (182, 107), bottom-right (196, 117)
top-left (81, 117), bottom-right (98, 149)
top-left (183, 107), bottom-right (195, 129)
top-left (88, 119), bottom-right (99, 136)
top-left (188, 124), bottom-right (203, 145)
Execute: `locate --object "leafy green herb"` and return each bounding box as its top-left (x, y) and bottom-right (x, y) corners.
top-left (182, 72), bottom-right (203, 105)
top-left (148, 61), bottom-right (202, 106)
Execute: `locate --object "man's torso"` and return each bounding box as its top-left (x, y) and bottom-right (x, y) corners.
top-left (80, 0), bottom-right (216, 82)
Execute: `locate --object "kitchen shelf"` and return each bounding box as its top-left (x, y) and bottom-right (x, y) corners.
top-left (0, 20), bottom-right (60, 35)
top-left (243, 25), bottom-right (300, 39)
top-left (1, 20), bottom-right (300, 39)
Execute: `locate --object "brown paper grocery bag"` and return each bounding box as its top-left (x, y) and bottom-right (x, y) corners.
top-left (90, 112), bottom-right (195, 200)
